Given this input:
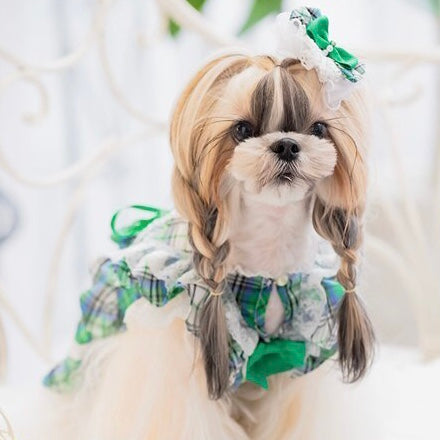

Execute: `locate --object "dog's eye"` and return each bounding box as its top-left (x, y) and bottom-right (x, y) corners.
top-left (232, 121), bottom-right (254, 142)
top-left (310, 122), bottom-right (328, 139)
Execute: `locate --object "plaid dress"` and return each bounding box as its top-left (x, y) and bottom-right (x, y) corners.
top-left (43, 210), bottom-right (345, 393)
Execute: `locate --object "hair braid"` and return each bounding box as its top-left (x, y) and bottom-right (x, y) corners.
top-left (313, 199), bottom-right (375, 382)
top-left (173, 171), bottom-right (231, 399)
top-left (169, 54), bottom-right (291, 398)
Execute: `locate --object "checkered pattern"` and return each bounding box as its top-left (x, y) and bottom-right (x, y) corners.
top-left (228, 273), bottom-right (303, 339)
top-left (43, 210), bottom-right (345, 392)
top-left (42, 357), bottom-right (82, 392)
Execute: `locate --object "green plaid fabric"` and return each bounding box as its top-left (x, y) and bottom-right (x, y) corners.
top-left (44, 211), bottom-right (345, 392)
top-left (42, 356), bottom-right (81, 392)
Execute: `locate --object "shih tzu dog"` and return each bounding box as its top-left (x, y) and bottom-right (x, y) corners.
top-left (21, 7), bottom-right (375, 440)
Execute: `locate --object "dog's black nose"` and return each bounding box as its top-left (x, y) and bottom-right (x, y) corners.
top-left (270, 138), bottom-right (300, 162)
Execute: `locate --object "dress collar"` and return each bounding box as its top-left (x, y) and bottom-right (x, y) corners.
top-left (226, 271), bottom-right (303, 340)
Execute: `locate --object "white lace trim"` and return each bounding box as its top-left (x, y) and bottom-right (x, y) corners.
top-left (224, 300), bottom-right (259, 356)
top-left (275, 12), bottom-right (358, 110)
top-left (112, 211), bottom-right (341, 360)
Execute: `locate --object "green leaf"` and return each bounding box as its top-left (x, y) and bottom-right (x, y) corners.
top-left (430, 0), bottom-right (440, 14)
top-left (168, 20), bottom-right (180, 37)
top-left (168, 0), bottom-right (207, 37)
top-left (239, 0), bottom-right (283, 35)
top-left (405, 0), bottom-right (440, 15)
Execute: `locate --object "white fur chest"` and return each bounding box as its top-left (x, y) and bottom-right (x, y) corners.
top-left (264, 282), bottom-right (286, 334)
top-left (226, 191), bottom-right (321, 336)
top-left (227, 195), bottom-right (318, 279)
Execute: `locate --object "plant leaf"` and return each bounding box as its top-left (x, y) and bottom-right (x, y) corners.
top-left (405, 0), bottom-right (440, 15)
top-left (430, 0), bottom-right (440, 14)
top-left (239, 0), bottom-right (283, 35)
top-left (168, 0), bottom-right (207, 37)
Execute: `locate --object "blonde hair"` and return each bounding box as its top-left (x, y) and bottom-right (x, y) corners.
top-left (312, 89), bottom-right (375, 381)
top-left (170, 53), bottom-right (374, 399)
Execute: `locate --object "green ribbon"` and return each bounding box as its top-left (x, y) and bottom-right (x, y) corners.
top-left (245, 339), bottom-right (306, 389)
top-left (110, 205), bottom-right (167, 246)
top-left (306, 15), bottom-right (358, 71)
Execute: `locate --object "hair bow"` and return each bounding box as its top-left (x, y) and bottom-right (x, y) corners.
top-left (306, 15), bottom-right (358, 73)
top-left (276, 7), bottom-right (365, 108)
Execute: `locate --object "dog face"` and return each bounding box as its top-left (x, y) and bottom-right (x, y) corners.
top-left (222, 60), bottom-right (337, 206)
top-left (171, 54), bottom-right (366, 217)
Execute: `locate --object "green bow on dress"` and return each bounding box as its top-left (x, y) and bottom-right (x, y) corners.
top-left (245, 339), bottom-right (306, 389)
top-left (306, 15), bottom-right (358, 71)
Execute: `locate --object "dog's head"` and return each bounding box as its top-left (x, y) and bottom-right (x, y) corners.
top-left (170, 54), bottom-right (373, 399)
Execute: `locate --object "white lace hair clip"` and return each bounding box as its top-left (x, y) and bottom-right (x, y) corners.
top-left (276, 7), bottom-right (365, 110)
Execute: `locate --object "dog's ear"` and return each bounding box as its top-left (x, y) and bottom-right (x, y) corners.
top-left (312, 91), bottom-right (375, 382)
top-left (170, 53), bottom-right (252, 399)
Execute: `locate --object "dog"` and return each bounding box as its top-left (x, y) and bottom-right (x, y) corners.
top-left (21, 8), bottom-right (375, 440)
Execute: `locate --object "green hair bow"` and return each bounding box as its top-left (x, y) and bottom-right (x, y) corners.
top-left (289, 7), bottom-right (365, 83)
top-left (306, 15), bottom-right (358, 71)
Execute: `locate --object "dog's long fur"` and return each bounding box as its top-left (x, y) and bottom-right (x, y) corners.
top-left (16, 53), bottom-right (374, 440)
top-left (171, 54), bottom-right (374, 399)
